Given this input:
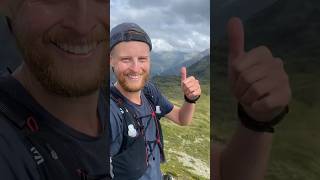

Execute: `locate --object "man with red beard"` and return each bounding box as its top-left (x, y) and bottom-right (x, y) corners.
top-left (109, 23), bottom-right (201, 180)
top-left (0, 0), bottom-right (110, 179)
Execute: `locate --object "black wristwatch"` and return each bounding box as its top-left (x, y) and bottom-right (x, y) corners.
top-left (238, 104), bottom-right (289, 133)
top-left (184, 95), bottom-right (200, 104)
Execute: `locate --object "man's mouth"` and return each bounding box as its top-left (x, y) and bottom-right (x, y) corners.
top-left (50, 40), bottom-right (104, 55)
top-left (127, 74), bottom-right (142, 81)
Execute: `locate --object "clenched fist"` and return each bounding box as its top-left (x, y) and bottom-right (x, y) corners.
top-left (180, 67), bottom-right (201, 101)
top-left (227, 17), bottom-right (291, 122)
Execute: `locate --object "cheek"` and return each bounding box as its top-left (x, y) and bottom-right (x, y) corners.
top-left (114, 63), bottom-right (129, 75)
top-left (143, 62), bottom-right (150, 72)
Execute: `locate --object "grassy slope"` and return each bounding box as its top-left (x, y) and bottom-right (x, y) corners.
top-left (152, 76), bottom-right (210, 179)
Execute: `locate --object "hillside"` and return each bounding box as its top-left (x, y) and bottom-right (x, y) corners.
top-left (156, 78), bottom-right (210, 179)
top-left (213, 0), bottom-right (320, 179)
top-left (187, 55), bottom-right (210, 82)
top-left (150, 51), bottom-right (191, 76)
top-left (153, 54), bottom-right (210, 96)
top-left (161, 49), bottom-right (210, 76)
top-left (153, 54), bottom-right (210, 179)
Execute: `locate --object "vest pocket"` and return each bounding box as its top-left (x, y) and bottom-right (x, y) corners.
top-left (111, 135), bottom-right (147, 180)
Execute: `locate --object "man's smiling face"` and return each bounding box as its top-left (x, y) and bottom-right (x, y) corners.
top-left (8, 0), bottom-right (109, 97)
top-left (111, 41), bottom-right (150, 92)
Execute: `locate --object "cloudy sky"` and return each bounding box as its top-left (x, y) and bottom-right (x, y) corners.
top-left (110, 0), bottom-right (210, 53)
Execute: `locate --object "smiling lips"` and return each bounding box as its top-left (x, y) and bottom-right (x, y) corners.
top-left (127, 74), bottom-right (141, 81)
top-left (51, 40), bottom-right (104, 55)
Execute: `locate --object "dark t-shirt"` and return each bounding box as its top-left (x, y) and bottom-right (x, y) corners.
top-left (0, 75), bottom-right (110, 180)
top-left (110, 82), bottom-right (174, 180)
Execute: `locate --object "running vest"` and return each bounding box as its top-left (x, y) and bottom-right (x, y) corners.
top-left (0, 87), bottom-right (112, 180)
top-left (110, 85), bottom-right (165, 180)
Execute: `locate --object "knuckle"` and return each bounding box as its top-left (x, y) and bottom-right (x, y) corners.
top-left (239, 72), bottom-right (250, 84)
top-left (258, 45), bottom-right (271, 54)
top-left (251, 85), bottom-right (262, 97)
top-left (231, 63), bottom-right (242, 73)
top-left (263, 99), bottom-right (273, 110)
top-left (275, 58), bottom-right (284, 67)
top-left (282, 73), bottom-right (289, 82)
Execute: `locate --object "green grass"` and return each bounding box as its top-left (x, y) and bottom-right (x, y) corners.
top-left (213, 89), bottom-right (320, 180)
top-left (266, 100), bottom-right (320, 180)
top-left (153, 77), bottom-right (210, 179)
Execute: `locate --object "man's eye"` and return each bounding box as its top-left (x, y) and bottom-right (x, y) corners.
top-left (139, 58), bottom-right (147, 62)
top-left (121, 58), bottom-right (130, 62)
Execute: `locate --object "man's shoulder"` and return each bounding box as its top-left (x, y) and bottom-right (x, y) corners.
top-left (0, 111), bottom-right (25, 149)
top-left (109, 96), bottom-right (124, 128)
top-left (143, 81), bottom-right (162, 98)
top-left (143, 81), bottom-right (158, 91)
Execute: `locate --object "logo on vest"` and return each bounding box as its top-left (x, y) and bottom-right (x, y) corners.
top-left (156, 105), bottom-right (161, 114)
top-left (128, 124), bottom-right (137, 137)
top-left (30, 146), bottom-right (44, 165)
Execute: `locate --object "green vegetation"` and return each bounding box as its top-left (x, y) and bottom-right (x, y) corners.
top-left (153, 75), bottom-right (210, 179)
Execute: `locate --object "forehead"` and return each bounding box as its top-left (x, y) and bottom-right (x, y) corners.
top-left (113, 41), bottom-right (150, 56)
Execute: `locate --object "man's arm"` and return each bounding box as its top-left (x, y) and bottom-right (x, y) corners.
top-left (165, 67), bottom-right (201, 126)
top-left (165, 104), bottom-right (194, 126)
top-left (212, 126), bottom-right (273, 180)
top-left (212, 17), bottom-right (291, 180)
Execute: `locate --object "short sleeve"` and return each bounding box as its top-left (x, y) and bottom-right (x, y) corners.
top-left (144, 82), bottom-right (174, 117)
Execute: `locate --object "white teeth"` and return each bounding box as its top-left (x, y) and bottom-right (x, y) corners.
top-left (128, 75), bottom-right (140, 80)
top-left (53, 41), bottom-right (99, 55)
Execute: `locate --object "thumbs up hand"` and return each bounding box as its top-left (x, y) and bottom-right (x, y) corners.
top-left (181, 67), bottom-right (201, 101)
top-left (227, 17), bottom-right (291, 122)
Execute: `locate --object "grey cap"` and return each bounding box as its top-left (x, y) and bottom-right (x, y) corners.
top-left (110, 22), bottom-right (152, 51)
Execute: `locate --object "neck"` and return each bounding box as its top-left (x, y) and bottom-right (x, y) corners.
top-left (13, 64), bottom-right (101, 137)
top-left (115, 82), bottom-right (141, 105)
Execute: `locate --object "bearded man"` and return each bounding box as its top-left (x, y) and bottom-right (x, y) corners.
top-left (0, 0), bottom-right (111, 179)
top-left (109, 22), bottom-right (201, 180)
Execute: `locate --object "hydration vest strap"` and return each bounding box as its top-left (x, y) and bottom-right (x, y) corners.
top-left (0, 94), bottom-right (93, 180)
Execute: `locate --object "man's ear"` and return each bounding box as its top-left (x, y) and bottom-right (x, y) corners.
top-left (110, 54), bottom-right (115, 73)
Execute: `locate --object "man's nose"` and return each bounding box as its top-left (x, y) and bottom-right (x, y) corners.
top-left (62, 0), bottom-right (95, 36)
top-left (129, 59), bottom-right (141, 72)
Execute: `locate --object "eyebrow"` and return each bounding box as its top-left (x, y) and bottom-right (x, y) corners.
top-left (118, 55), bottom-right (149, 58)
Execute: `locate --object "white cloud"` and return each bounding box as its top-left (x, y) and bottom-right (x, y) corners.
top-left (152, 39), bottom-right (175, 52)
top-left (110, 0), bottom-right (210, 53)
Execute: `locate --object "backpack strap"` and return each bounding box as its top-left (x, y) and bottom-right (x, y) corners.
top-left (110, 86), bottom-right (145, 152)
top-left (0, 94), bottom-right (69, 180)
top-left (110, 84), bottom-right (166, 163)
top-left (142, 86), bottom-right (166, 163)
top-left (0, 92), bottom-right (109, 180)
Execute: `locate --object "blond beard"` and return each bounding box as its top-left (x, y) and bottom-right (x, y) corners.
top-left (116, 71), bottom-right (149, 92)
top-left (14, 26), bottom-right (108, 97)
